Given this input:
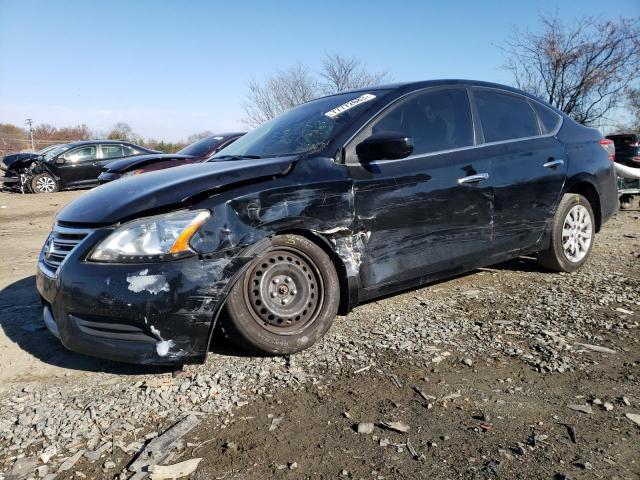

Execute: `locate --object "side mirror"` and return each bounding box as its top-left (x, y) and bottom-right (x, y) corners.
top-left (356, 132), bottom-right (414, 162)
top-left (55, 157), bottom-right (65, 165)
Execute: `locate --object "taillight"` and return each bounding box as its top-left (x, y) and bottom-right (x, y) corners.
top-left (599, 139), bottom-right (615, 161)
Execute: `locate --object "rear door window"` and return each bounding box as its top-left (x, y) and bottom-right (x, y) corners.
top-left (100, 145), bottom-right (124, 159)
top-left (474, 90), bottom-right (540, 142)
top-left (121, 145), bottom-right (138, 156)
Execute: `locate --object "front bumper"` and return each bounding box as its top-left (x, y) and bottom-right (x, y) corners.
top-left (1, 174), bottom-right (21, 189)
top-left (36, 228), bottom-right (245, 365)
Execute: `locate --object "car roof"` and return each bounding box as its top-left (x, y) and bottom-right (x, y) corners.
top-left (326, 79), bottom-right (561, 110)
top-left (63, 140), bottom-right (145, 148)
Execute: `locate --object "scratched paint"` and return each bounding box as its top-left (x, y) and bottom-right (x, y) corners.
top-left (126, 269), bottom-right (170, 295)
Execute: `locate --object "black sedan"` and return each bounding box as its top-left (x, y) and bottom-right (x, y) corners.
top-left (98, 133), bottom-right (245, 184)
top-left (36, 80), bottom-right (618, 366)
top-left (2, 140), bottom-right (159, 193)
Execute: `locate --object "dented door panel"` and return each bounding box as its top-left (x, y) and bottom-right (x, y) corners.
top-left (350, 148), bottom-right (493, 289)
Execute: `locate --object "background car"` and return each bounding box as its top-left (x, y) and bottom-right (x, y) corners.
top-left (97, 133), bottom-right (245, 184)
top-left (1, 144), bottom-right (64, 191)
top-left (606, 133), bottom-right (640, 167)
top-left (14, 140), bottom-right (159, 193)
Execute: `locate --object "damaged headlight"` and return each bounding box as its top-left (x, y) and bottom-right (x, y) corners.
top-left (89, 210), bottom-right (210, 262)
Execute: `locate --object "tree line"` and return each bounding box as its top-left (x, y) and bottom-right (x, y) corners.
top-left (2, 13), bottom-right (638, 157)
top-left (0, 121), bottom-right (216, 157)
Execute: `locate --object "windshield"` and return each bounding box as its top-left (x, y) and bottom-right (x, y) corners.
top-left (37, 144), bottom-right (61, 155)
top-left (43, 144), bottom-right (71, 161)
top-left (212, 90), bottom-right (387, 159)
top-left (178, 136), bottom-right (225, 157)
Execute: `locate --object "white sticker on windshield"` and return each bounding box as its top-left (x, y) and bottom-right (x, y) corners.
top-left (324, 94), bottom-right (376, 118)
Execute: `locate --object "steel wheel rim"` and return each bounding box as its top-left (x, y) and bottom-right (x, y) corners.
top-left (562, 204), bottom-right (592, 263)
top-left (243, 247), bottom-right (324, 335)
top-left (36, 176), bottom-right (55, 193)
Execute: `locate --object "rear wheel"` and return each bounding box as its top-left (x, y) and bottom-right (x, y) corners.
top-left (224, 234), bottom-right (339, 355)
top-left (31, 173), bottom-right (59, 193)
top-left (537, 193), bottom-right (595, 272)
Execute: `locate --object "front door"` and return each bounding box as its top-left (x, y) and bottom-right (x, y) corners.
top-left (345, 87), bottom-right (494, 289)
top-left (56, 145), bottom-right (98, 187)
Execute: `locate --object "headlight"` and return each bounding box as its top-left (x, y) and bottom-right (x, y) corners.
top-left (89, 210), bottom-right (210, 262)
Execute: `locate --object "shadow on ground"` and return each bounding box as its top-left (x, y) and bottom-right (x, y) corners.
top-left (0, 256), bottom-right (549, 376)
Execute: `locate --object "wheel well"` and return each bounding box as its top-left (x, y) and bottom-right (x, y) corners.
top-left (274, 229), bottom-right (350, 315)
top-left (565, 181), bottom-right (602, 232)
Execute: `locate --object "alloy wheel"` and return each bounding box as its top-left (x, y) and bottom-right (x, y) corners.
top-left (35, 176), bottom-right (56, 193)
top-left (561, 204), bottom-right (592, 263)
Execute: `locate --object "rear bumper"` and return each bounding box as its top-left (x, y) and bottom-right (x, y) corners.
top-left (35, 229), bottom-right (247, 365)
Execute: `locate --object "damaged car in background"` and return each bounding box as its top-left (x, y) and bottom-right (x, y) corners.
top-left (1, 144), bottom-right (63, 192)
top-left (98, 132), bottom-right (245, 184)
top-left (1, 140), bottom-right (159, 193)
top-left (36, 79), bottom-right (618, 366)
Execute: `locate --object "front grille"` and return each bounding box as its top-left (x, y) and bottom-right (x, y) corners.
top-left (42, 224), bottom-right (92, 274)
top-left (71, 314), bottom-right (156, 343)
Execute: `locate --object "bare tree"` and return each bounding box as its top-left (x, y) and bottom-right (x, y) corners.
top-left (187, 130), bottom-right (215, 143)
top-left (107, 122), bottom-right (142, 143)
top-left (501, 14), bottom-right (640, 126)
top-left (320, 53), bottom-right (390, 94)
top-left (242, 54), bottom-right (390, 127)
top-left (242, 63), bottom-right (319, 127)
top-left (625, 86), bottom-right (640, 132)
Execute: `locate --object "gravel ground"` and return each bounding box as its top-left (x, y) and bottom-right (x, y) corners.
top-left (0, 190), bottom-right (638, 479)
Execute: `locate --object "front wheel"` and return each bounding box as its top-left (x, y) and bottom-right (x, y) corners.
top-left (224, 234), bottom-right (340, 355)
top-left (537, 193), bottom-right (595, 272)
top-left (31, 173), bottom-right (59, 193)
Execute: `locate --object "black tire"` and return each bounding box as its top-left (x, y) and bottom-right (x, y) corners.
top-left (31, 173), bottom-right (59, 193)
top-left (537, 193), bottom-right (595, 272)
top-left (224, 234), bottom-right (340, 355)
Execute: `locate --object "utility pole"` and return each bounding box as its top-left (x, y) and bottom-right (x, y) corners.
top-left (25, 118), bottom-right (35, 150)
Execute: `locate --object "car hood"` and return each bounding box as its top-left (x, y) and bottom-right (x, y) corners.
top-left (104, 153), bottom-right (196, 172)
top-left (57, 156), bottom-right (296, 224)
top-left (2, 152), bottom-right (39, 170)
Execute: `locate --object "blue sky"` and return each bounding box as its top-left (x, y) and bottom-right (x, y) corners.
top-left (0, 0), bottom-right (637, 141)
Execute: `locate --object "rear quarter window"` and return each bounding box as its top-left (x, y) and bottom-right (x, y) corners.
top-left (532, 102), bottom-right (562, 134)
top-left (474, 90), bottom-right (540, 142)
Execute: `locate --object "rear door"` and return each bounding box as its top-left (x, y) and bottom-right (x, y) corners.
top-left (472, 88), bottom-right (567, 254)
top-left (98, 144), bottom-right (126, 175)
top-left (346, 87), bottom-right (494, 289)
top-left (56, 145), bottom-right (99, 187)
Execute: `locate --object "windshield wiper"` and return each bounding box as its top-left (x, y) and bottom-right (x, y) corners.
top-left (213, 154), bottom-right (263, 160)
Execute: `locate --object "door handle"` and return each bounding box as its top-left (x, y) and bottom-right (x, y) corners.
top-left (543, 159), bottom-right (564, 168)
top-left (458, 173), bottom-right (489, 185)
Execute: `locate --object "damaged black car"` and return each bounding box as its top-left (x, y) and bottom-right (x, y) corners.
top-left (2, 140), bottom-right (158, 193)
top-left (1, 144), bottom-right (63, 192)
top-left (36, 80), bottom-right (618, 365)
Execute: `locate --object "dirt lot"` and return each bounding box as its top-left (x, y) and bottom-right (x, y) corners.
top-left (0, 190), bottom-right (639, 480)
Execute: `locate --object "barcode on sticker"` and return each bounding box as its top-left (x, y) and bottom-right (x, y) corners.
top-left (325, 94), bottom-right (376, 118)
